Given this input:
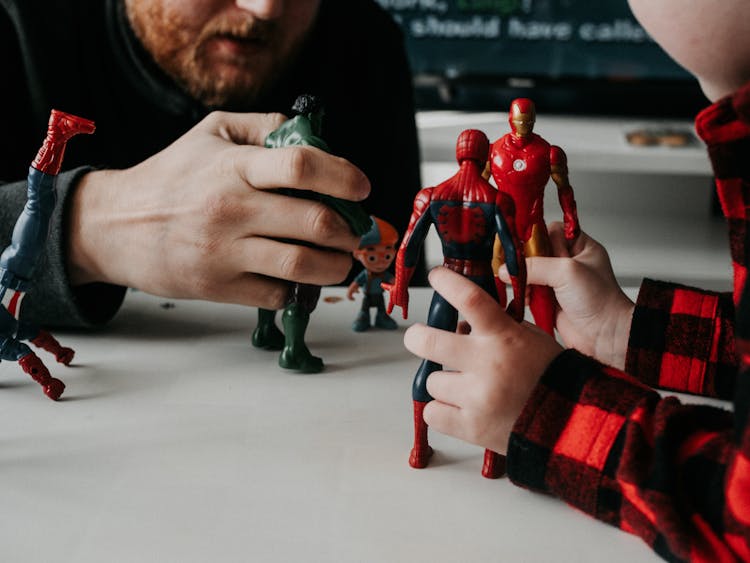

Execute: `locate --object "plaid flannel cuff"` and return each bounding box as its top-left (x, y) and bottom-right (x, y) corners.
top-left (626, 279), bottom-right (736, 398)
top-left (507, 350), bottom-right (656, 517)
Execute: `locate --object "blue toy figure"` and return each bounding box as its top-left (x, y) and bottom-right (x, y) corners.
top-left (0, 109), bottom-right (95, 400)
top-left (347, 216), bottom-right (399, 332)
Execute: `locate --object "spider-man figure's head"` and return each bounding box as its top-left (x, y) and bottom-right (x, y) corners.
top-left (455, 129), bottom-right (489, 165)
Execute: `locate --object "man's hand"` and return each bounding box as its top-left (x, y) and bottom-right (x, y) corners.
top-left (67, 112), bottom-right (370, 309)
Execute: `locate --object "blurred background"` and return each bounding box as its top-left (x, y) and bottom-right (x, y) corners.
top-left (378, 0), bottom-right (729, 290)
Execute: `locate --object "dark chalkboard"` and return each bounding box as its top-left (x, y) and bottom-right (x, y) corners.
top-left (378, 0), bottom-right (706, 116)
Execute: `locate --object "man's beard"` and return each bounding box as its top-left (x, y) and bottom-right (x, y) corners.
top-left (126, 2), bottom-right (295, 110)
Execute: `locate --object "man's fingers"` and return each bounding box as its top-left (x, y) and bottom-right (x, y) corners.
top-left (235, 236), bottom-right (354, 286)
top-left (203, 111), bottom-right (287, 146)
top-left (235, 145), bottom-right (371, 201)
top-left (427, 267), bottom-right (514, 335)
top-left (232, 190), bottom-right (361, 252)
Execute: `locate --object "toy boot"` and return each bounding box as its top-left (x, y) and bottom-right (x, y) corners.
top-left (374, 309), bottom-right (397, 330)
top-left (31, 329), bottom-right (74, 365)
top-left (352, 310), bottom-right (370, 332)
top-left (32, 110), bottom-right (95, 175)
top-left (409, 400), bottom-right (433, 468)
top-left (481, 449), bottom-right (506, 479)
top-left (18, 352), bottom-right (65, 400)
top-left (278, 303), bottom-right (323, 373)
top-left (251, 309), bottom-right (284, 350)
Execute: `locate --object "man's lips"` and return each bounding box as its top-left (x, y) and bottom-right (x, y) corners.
top-left (205, 33), bottom-right (267, 57)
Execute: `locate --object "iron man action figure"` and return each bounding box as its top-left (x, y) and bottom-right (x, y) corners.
top-left (489, 98), bottom-right (580, 335)
top-left (385, 128), bottom-right (526, 479)
top-left (0, 110), bottom-right (95, 399)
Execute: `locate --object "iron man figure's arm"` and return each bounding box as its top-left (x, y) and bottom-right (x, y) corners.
top-left (384, 188), bottom-right (433, 318)
top-left (550, 145), bottom-right (580, 240)
top-left (495, 193), bottom-right (527, 322)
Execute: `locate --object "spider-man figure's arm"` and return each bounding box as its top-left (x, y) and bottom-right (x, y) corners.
top-left (495, 192), bottom-right (526, 322)
top-left (384, 188), bottom-right (432, 318)
top-left (550, 145), bottom-right (580, 241)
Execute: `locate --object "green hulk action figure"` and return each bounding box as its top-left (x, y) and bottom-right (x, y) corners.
top-left (251, 94), bottom-right (371, 372)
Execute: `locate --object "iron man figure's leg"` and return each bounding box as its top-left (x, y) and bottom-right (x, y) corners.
top-left (410, 291), bottom-right (459, 469)
top-left (525, 223), bottom-right (555, 336)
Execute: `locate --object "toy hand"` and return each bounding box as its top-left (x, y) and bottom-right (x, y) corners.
top-left (404, 267), bottom-right (563, 454)
top-left (67, 112), bottom-right (370, 310)
top-left (346, 281), bottom-right (360, 300)
top-left (383, 281), bottom-right (409, 318)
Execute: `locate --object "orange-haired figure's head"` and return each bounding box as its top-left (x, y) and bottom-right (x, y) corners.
top-left (509, 98), bottom-right (536, 137)
top-left (354, 216), bottom-right (399, 274)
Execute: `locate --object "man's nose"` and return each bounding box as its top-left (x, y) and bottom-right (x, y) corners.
top-left (235, 0), bottom-right (283, 19)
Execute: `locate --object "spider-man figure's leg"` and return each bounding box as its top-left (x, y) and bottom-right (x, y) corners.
top-left (410, 291), bottom-right (458, 469)
top-left (471, 275), bottom-right (507, 479)
top-left (279, 283), bottom-right (323, 373)
top-left (1, 337), bottom-right (64, 400)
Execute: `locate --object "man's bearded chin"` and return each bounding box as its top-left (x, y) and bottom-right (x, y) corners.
top-left (177, 53), bottom-right (275, 110)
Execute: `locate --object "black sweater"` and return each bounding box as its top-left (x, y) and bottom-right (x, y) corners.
top-left (0, 0), bottom-right (422, 327)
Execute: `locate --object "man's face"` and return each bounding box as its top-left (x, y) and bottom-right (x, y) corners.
top-left (125, 0), bottom-right (322, 109)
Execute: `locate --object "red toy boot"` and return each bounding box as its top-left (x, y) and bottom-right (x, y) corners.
top-left (32, 109), bottom-right (95, 175)
top-left (32, 329), bottom-right (75, 365)
top-left (18, 352), bottom-right (65, 400)
top-left (409, 400), bottom-right (434, 469)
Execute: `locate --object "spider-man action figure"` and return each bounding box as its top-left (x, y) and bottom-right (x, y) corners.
top-left (251, 95), bottom-right (370, 372)
top-left (489, 98), bottom-right (580, 335)
top-left (0, 109), bottom-right (95, 399)
top-left (385, 128), bottom-right (526, 478)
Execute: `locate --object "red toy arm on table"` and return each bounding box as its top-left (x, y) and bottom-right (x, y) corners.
top-left (384, 188), bottom-right (432, 319)
top-left (550, 145), bottom-right (580, 241)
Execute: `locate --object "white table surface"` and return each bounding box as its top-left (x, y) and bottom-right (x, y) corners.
top-left (0, 288), bottom-right (665, 563)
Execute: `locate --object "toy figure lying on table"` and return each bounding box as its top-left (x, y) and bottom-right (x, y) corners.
top-left (385, 128), bottom-right (527, 478)
top-left (251, 94), bottom-right (371, 373)
top-left (488, 98), bottom-right (580, 335)
top-left (347, 216), bottom-right (399, 332)
top-left (0, 109), bottom-right (95, 399)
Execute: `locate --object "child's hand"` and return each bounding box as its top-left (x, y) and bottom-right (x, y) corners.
top-left (499, 222), bottom-right (634, 369)
top-left (403, 267), bottom-right (563, 455)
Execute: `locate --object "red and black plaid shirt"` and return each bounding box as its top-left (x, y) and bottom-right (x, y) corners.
top-left (507, 82), bottom-right (750, 562)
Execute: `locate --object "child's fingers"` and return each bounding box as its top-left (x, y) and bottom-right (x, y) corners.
top-left (403, 323), bottom-right (466, 368)
top-left (427, 267), bottom-right (514, 335)
top-left (521, 256), bottom-right (574, 291)
top-left (422, 399), bottom-right (464, 438)
top-left (547, 222), bottom-right (571, 257)
top-left (425, 370), bottom-right (467, 407)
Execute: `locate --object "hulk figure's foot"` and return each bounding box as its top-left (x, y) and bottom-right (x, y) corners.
top-left (251, 324), bottom-right (284, 350)
top-left (278, 347), bottom-right (324, 373)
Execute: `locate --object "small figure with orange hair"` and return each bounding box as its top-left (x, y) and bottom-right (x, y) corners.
top-left (347, 216), bottom-right (399, 332)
